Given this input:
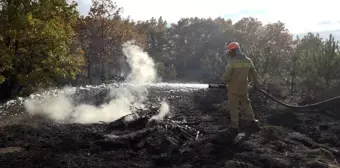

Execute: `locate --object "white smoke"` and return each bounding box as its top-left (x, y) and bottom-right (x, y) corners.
top-left (123, 42), bottom-right (157, 84)
top-left (23, 41), bottom-right (170, 124)
top-left (149, 100), bottom-right (170, 121)
top-left (24, 91), bottom-right (75, 122)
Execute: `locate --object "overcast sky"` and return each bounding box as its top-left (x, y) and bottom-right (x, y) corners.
top-left (75, 0), bottom-right (340, 39)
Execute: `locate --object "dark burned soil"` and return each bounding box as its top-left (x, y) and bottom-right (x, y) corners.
top-left (1, 88), bottom-right (340, 168)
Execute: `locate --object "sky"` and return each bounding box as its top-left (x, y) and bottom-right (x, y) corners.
top-left (75, 0), bottom-right (340, 39)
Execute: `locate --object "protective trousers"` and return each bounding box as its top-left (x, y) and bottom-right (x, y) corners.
top-left (228, 92), bottom-right (255, 129)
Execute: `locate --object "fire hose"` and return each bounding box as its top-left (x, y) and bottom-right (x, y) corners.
top-left (208, 84), bottom-right (340, 109)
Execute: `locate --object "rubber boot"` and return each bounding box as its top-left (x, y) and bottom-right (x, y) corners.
top-left (213, 127), bottom-right (239, 144)
top-left (226, 127), bottom-right (239, 138)
top-left (251, 119), bottom-right (261, 130)
top-left (221, 127), bottom-right (239, 140)
top-left (245, 119), bottom-right (261, 134)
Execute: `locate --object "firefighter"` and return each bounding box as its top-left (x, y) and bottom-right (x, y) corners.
top-left (221, 41), bottom-right (260, 137)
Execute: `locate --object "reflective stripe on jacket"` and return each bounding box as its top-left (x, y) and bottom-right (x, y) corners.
top-left (222, 52), bottom-right (258, 94)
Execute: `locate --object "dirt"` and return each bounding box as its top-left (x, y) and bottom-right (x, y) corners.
top-left (0, 88), bottom-right (340, 168)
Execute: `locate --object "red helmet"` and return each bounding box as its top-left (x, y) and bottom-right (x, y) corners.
top-left (225, 42), bottom-right (240, 54)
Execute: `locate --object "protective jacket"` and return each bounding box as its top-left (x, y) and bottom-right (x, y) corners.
top-left (222, 52), bottom-right (258, 94)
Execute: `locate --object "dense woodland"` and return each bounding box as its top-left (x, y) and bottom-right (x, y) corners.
top-left (1, 0), bottom-right (340, 101)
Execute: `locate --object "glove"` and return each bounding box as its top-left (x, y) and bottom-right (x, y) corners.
top-left (248, 83), bottom-right (256, 91)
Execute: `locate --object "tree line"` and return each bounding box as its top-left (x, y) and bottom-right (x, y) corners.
top-left (1, 0), bottom-right (340, 101)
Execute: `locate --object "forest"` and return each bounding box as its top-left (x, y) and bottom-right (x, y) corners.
top-left (1, 0), bottom-right (340, 101)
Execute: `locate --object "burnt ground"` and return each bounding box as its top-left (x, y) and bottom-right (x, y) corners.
top-left (0, 87), bottom-right (340, 168)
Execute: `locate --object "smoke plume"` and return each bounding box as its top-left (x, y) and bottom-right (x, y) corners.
top-left (24, 41), bottom-right (170, 124)
top-left (149, 100), bottom-right (170, 121)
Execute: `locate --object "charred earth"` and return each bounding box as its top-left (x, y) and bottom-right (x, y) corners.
top-left (0, 84), bottom-right (340, 168)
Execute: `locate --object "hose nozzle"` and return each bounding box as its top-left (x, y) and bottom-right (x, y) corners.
top-left (208, 84), bottom-right (227, 88)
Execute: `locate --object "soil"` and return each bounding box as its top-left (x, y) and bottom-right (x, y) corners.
top-left (0, 87), bottom-right (339, 168)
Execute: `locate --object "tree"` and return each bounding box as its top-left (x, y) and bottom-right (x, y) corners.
top-left (76, 0), bottom-right (146, 84)
top-left (0, 0), bottom-right (84, 100)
